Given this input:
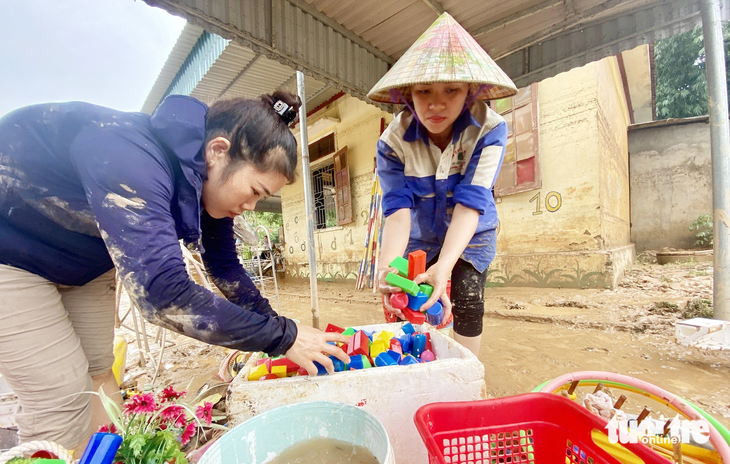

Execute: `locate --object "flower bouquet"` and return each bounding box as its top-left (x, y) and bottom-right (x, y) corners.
top-left (98, 385), bottom-right (224, 464)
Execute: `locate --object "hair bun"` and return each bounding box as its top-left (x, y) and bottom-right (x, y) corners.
top-left (261, 91), bottom-right (302, 125)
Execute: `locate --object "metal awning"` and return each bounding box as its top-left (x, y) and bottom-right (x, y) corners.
top-left (143, 0), bottom-right (728, 107)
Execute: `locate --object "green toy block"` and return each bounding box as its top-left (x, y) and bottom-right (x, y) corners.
top-left (362, 355), bottom-right (372, 369)
top-left (419, 284), bottom-right (434, 297)
top-left (389, 256), bottom-right (409, 277)
top-left (342, 327), bottom-right (356, 336)
top-left (385, 272), bottom-right (419, 296)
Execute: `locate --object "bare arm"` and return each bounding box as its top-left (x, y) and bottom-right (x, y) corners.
top-left (377, 208), bottom-right (411, 317)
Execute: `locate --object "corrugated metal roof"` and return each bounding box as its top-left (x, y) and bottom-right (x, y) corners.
top-left (141, 23), bottom-right (204, 114)
top-left (145, 0), bottom-right (728, 104)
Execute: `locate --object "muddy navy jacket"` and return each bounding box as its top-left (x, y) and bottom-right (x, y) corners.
top-left (0, 96), bottom-right (296, 356)
top-left (377, 101), bottom-right (506, 272)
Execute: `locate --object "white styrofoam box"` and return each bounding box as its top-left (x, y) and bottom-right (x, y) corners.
top-left (228, 323), bottom-right (486, 464)
top-left (675, 317), bottom-right (730, 350)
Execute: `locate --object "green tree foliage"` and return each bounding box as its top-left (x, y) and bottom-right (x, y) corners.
top-left (655, 23), bottom-right (730, 119)
top-left (242, 211), bottom-right (284, 243)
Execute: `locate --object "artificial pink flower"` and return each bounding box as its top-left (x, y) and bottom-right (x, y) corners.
top-left (160, 385), bottom-right (186, 402)
top-left (160, 404), bottom-right (187, 428)
top-left (98, 423), bottom-right (118, 434)
top-left (180, 422), bottom-right (196, 446)
top-left (195, 402), bottom-right (213, 427)
top-left (123, 393), bottom-right (157, 415)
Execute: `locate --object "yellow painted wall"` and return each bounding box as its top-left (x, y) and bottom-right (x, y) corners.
top-left (281, 95), bottom-right (392, 279)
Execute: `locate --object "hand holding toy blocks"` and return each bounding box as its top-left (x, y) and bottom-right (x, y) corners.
top-left (384, 250), bottom-right (444, 325)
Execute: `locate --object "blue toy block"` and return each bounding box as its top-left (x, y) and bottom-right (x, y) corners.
top-left (348, 355), bottom-right (364, 370)
top-left (407, 292), bottom-right (429, 311)
top-left (386, 349), bottom-right (401, 363)
top-left (398, 335), bottom-right (411, 354)
top-left (426, 301), bottom-right (443, 325)
top-left (374, 352), bottom-right (398, 367)
top-left (401, 322), bottom-right (415, 334)
top-left (399, 355), bottom-right (419, 366)
top-left (412, 334), bottom-right (427, 357)
top-left (79, 433), bottom-right (123, 464)
top-left (330, 356), bottom-right (346, 372)
top-left (313, 361), bottom-right (328, 375)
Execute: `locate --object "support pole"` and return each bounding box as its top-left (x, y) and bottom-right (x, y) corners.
top-left (700, 0), bottom-right (730, 320)
top-left (296, 71), bottom-right (321, 329)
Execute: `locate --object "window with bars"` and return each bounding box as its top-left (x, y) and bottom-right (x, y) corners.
top-left (309, 140), bottom-right (352, 230)
top-left (493, 83), bottom-right (541, 197)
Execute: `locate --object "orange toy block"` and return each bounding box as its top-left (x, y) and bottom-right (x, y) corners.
top-left (247, 363), bottom-right (269, 381)
top-left (402, 307), bottom-right (426, 325)
top-left (408, 250), bottom-right (427, 280)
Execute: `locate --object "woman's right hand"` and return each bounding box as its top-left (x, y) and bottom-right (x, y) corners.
top-left (285, 323), bottom-right (350, 376)
top-left (378, 267), bottom-right (404, 319)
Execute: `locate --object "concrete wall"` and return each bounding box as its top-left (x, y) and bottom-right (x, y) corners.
top-left (281, 95), bottom-right (392, 279)
top-left (491, 57), bottom-right (634, 289)
top-left (628, 117), bottom-right (712, 251)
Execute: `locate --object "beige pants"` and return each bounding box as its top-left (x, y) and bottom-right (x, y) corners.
top-left (0, 264), bottom-right (116, 448)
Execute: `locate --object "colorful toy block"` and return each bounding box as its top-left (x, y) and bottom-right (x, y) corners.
top-left (412, 334), bottom-right (427, 357)
top-left (389, 339), bottom-right (403, 355)
top-left (325, 323), bottom-right (345, 333)
top-left (376, 330), bottom-right (395, 344)
top-left (402, 307), bottom-right (426, 325)
top-left (389, 256), bottom-right (409, 277)
top-left (398, 335), bottom-right (411, 353)
top-left (402, 323), bottom-right (416, 334)
top-left (271, 365), bottom-right (288, 378)
top-left (419, 283), bottom-right (434, 297)
top-left (342, 327), bottom-right (356, 337)
top-left (408, 250), bottom-right (427, 280)
top-left (386, 350), bottom-right (402, 363)
top-left (347, 330), bottom-right (370, 356)
top-left (247, 363), bottom-right (269, 381)
top-left (407, 292), bottom-right (429, 311)
top-left (390, 292), bottom-right (409, 310)
top-left (260, 373), bottom-right (279, 380)
top-left (370, 340), bottom-right (386, 359)
top-left (426, 301), bottom-right (443, 325)
top-left (331, 357), bottom-right (347, 372)
top-left (296, 366), bottom-right (309, 376)
top-left (399, 355), bottom-right (419, 366)
top-left (385, 272), bottom-right (420, 296)
top-left (375, 352), bottom-right (398, 367)
top-left (313, 361), bottom-right (328, 376)
top-left (79, 432), bottom-right (122, 464)
top-left (425, 333), bottom-right (433, 353)
top-left (255, 357), bottom-right (273, 372)
top-left (420, 350), bottom-right (436, 362)
top-left (348, 355), bottom-right (364, 370)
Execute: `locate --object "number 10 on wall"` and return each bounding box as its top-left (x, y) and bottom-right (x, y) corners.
top-left (529, 191), bottom-right (562, 215)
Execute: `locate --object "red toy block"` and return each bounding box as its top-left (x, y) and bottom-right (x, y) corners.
top-left (296, 366), bottom-right (310, 376)
top-left (402, 307), bottom-right (426, 325)
top-left (348, 330), bottom-right (370, 356)
top-left (255, 357), bottom-right (273, 372)
top-left (389, 339), bottom-right (403, 355)
top-left (271, 358), bottom-right (300, 374)
top-left (408, 250), bottom-right (427, 280)
top-left (260, 373), bottom-right (280, 380)
top-left (390, 292), bottom-right (409, 310)
top-left (325, 323), bottom-right (345, 334)
top-left (425, 333), bottom-right (432, 352)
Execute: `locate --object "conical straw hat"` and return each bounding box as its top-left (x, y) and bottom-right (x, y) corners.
top-left (367, 12), bottom-right (517, 103)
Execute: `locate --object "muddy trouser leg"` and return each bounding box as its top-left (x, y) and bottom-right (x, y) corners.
top-left (427, 257), bottom-right (488, 337)
top-left (0, 264), bottom-right (116, 449)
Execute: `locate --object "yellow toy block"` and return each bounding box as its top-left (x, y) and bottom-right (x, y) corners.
top-left (271, 365), bottom-right (287, 378)
top-left (370, 340), bottom-right (386, 359)
top-left (376, 330), bottom-right (394, 344)
top-left (247, 363), bottom-right (269, 381)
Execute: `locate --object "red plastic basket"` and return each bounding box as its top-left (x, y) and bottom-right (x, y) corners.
top-left (414, 393), bottom-right (669, 464)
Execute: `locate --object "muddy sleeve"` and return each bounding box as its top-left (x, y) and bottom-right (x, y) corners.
top-left (199, 211), bottom-right (278, 318)
top-left (452, 121), bottom-right (507, 215)
top-left (69, 127), bottom-right (297, 356)
top-left (377, 139), bottom-right (414, 217)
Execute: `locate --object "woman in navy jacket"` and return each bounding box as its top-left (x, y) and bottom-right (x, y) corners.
top-left (0, 92), bottom-right (348, 450)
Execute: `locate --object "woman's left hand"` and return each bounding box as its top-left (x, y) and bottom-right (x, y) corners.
top-left (285, 323), bottom-right (350, 376)
top-left (412, 261), bottom-right (452, 323)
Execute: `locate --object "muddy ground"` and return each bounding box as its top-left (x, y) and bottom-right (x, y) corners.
top-left (123, 256), bottom-right (730, 430)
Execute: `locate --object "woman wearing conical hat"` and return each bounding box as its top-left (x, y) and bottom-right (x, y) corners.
top-left (372, 13), bottom-right (516, 356)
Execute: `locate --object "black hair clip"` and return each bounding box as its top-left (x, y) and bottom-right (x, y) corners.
top-left (272, 100), bottom-right (298, 124)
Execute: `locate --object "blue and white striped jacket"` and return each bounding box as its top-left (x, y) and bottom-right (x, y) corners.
top-left (376, 101), bottom-right (507, 272)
